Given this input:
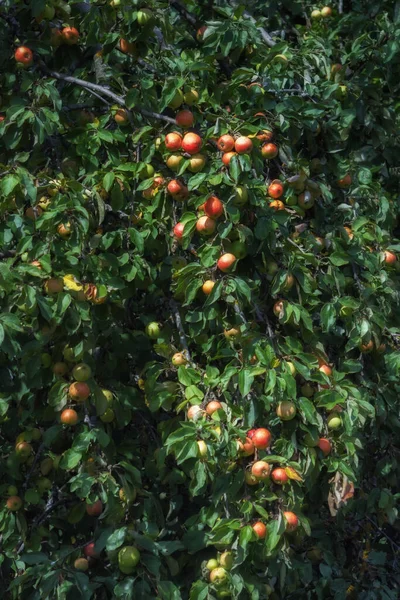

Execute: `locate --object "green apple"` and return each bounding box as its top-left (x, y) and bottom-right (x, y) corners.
top-left (72, 363), bottom-right (92, 382)
top-left (233, 185), bottom-right (248, 206)
top-left (145, 322), bottom-right (161, 339)
top-left (327, 412), bottom-right (342, 430)
top-left (118, 546), bottom-right (140, 574)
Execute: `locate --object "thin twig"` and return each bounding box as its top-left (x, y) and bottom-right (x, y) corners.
top-left (170, 299), bottom-right (195, 366)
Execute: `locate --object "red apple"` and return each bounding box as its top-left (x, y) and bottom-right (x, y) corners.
top-left (120, 38), bottom-right (136, 54)
top-left (14, 46), bottom-right (33, 66)
top-left (182, 132), bottom-right (202, 154)
top-left (196, 216), bottom-right (216, 235)
top-left (84, 542), bottom-right (100, 558)
top-left (235, 136), bottom-right (253, 154)
top-left (217, 134), bottom-right (235, 152)
top-left (252, 521), bottom-right (267, 539)
top-left (187, 405), bottom-right (204, 420)
top-left (165, 132), bottom-right (182, 151)
top-left (271, 468), bottom-right (289, 484)
top-left (273, 300), bottom-right (285, 317)
top-left (217, 253), bottom-right (236, 272)
top-left (60, 408), bottom-right (78, 425)
top-left (86, 499), bottom-right (103, 517)
top-left (268, 180), bottom-right (284, 199)
top-left (61, 27), bottom-right (80, 45)
top-left (167, 180), bottom-right (188, 200)
top-left (222, 151), bottom-right (237, 165)
top-left (173, 222), bottom-right (185, 239)
top-left (283, 511), bottom-right (299, 532)
top-left (205, 401), bottom-right (222, 415)
top-left (337, 174), bottom-right (352, 188)
top-left (176, 110), bottom-right (194, 128)
top-left (69, 382), bottom-right (90, 402)
top-left (384, 251), bottom-right (396, 265)
top-left (6, 496), bottom-right (23, 511)
top-left (251, 460), bottom-right (271, 480)
top-left (318, 437), bottom-right (332, 456)
top-left (237, 437), bottom-right (255, 456)
top-left (252, 428), bottom-right (272, 449)
top-left (204, 196), bottom-right (223, 219)
top-left (261, 143), bottom-right (278, 159)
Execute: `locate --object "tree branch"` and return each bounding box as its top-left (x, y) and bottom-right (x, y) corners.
top-left (170, 299), bottom-right (195, 366)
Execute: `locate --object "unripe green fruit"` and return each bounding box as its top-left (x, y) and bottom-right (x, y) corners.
top-left (219, 551), bottom-right (233, 570)
top-left (145, 322), bottom-right (161, 339)
top-left (206, 558), bottom-right (219, 570)
top-left (72, 363), bottom-right (92, 382)
top-left (118, 546), bottom-right (140, 574)
top-left (327, 412), bottom-right (342, 430)
top-left (303, 432), bottom-right (319, 447)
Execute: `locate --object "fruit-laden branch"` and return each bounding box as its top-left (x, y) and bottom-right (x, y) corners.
top-left (242, 10), bottom-right (277, 47)
top-left (42, 67), bottom-right (177, 125)
top-left (170, 299), bottom-right (195, 366)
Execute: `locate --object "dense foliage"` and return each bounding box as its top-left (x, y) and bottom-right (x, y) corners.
top-left (0, 0), bottom-right (400, 598)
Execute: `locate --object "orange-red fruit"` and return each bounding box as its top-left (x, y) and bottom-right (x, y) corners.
top-left (176, 110), bottom-right (194, 128)
top-left (204, 196), bottom-right (223, 219)
top-left (269, 200), bottom-right (285, 211)
top-left (268, 181), bottom-right (284, 199)
top-left (318, 438), bottom-right (332, 456)
top-left (261, 143), bottom-right (278, 159)
top-left (251, 460), bottom-right (271, 480)
top-left (86, 500), bottom-right (103, 517)
top-left (202, 280), bottom-right (215, 295)
top-left (74, 558), bottom-right (89, 571)
top-left (319, 364), bottom-right (332, 377)
top-left (257, 130), bottom-right (274, 143)
top-left (205, 401), bottom-right (222, 415)
top-left (217, 253), bottom-right (236, 272)
top-left (252, 521), bottom-right (267, 539)
top-left (384, 251), bottom-right (396, 265)
top-left (15, 46), bottom-right (33, 66)
top-left (196, 216), bottom-right (216, 235)
top-left (235, 136), bottom-right (253, 154)
top-left (271, 468), bottom-right (289, 484)
top-left (283, 511), bottom-right (299, 532)
top-left (237, 437), bottom-right (255, 456)
top-left (120, 39), bottom-right (136, 54)
top-left (173, 222), bottom-right (185, 239)
top-left (165, 132), bottom-right (182, 151)
top-left (84, 542), bottom-right (100, 558)
top-left (222, 151), bottom-right (237, 166)
top-left (69, 382), bottom-right (91, 402)
top-left (6, 496), bottom-right (23, 511)
top-left (196, 25), bottom-right (207, 41)
top-left (181, 132), bottom-right (202, 154)
top-left (61, 27), bottom-right (80, 45)
top-left (60, 408), bottom-right (78, 425)
top-left (273, 300), bottom-right (285, 317)
top-left (167, 180), bottom-right (188, 200)
top-left (337, 174), bottom-right (352, 188)
top-left (217, 134), bottom-right (235, 152)
top-left (252, 428), bottom-right (272, 450)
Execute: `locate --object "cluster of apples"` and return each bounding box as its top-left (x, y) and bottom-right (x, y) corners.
top-left (311, 5), bottom-right (333, 19)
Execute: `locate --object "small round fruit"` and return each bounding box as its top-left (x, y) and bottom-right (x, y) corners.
top-left (168, 89), bottom-right (184, 109)
top-left (252, 428), bottom-right (272, 450)
top-left (204, 196), bottom-right (223, 218)
top-left (176, 110), bottom-right (194, 128)
top-left (173, 222), bottom-right (185, 239)
top-left (206, 401), bottom-right (222, 416)
top-left (100, 408), bottom-right (115, 423)
top-left (6, 496), bottom-right (23, 511)
top-left (304, 432), bottom-right (319, 447)
top-left (25, 206), bottom-right (43, 220)
top-left (145, 322), bottom-right (161, 339)
top-left (61, 27), bottom-right (79, 45)
top-left (182, 132), bottom-right (202, 154)
top-left (183, 89), bottom-right (199, 105)
top-left (269, 200), bottom-right (285, 210)
top-left (202, 280), bottom-right (215, 295)
top-left (318, 437), bottom-right (332, 456)
top-left (118, 546), bottom-right (141, 574)
top-left (268, 181), bottom-right (284, 199)
top-left (337, 174), bottom-right (352, 188)
top-left (327, 412), bottom-right (342, 430)
top-left (235, 136), bottom-right (253, 154)
top-left (187, 405), bottom-right (204, 420)
top-left (245, 471), bottom-right (259, 485)
top-left (252, 521), bottom-right (267, 539)
top-left (74, 558), bottom-right (89, 571)
top-left (72, 363), bottom-right (92, 382)
top-left (114, 108), bottom-right (129, 125)
top-left (69, 382), bottom-right (90, 402)
top-left (261, 143), bottom-right (278, 159)
top-left (86, 500), bottom-right (103, 517)
top-left (57, 223), bottom-right (72, 238)
top-left (237, 437), bottom-right (255, 457)
top-left (209, 567), bottom-right (228, 587)
top-left (120, 38), bottom-right (136, 54)
top-left (222, 152), bottom-right (237, 165)
top-left (15, 442), bottom-right (32, 458)
top-left (276, 401), bottom-right (297, 421)
top-left (217, 135), bottom-right (235, 152)
top-left (321, 6), bottom-right (332, 18)
top-left (15, 46), bottom-right (33, 66)
top-left (384, 251), bottom-right (396, 265)
top-left (165, 132), bottom-right (182, 151)
top-left (319, 364), bottom-right (332, 377)
top-left (251, 461), bottom-right (271, 480)
top-left (311, 9), bottom-right (322, 19)
top-left (172, 352), bottom-right (187, 366)
top-left (197, 440), bottom-right (208, 457)
top-left (196, 216), bottom-right (216, 235)
top-left (217, 253), bottom-right (236, 273)
top-left (283, 511), bottom-right (299, 532)
top-left (44, 278), bottom-right (63, 294)
top-left (233, 185), bottom-right (248, 206)
top-left (188, 153), bottom-right (206, 173)
top-left (301, 383), bottom-right (315, 398)
top-left (60, 409), bottom-right (78, 425)
top-left (271, 468), bottom-right (289, 485)
top-left (84, 542), bottom-right (99, 558)
top-left (7, 485), bottom-right (18, 496)
top-left (219, 551), bottom-right (234, 570)
top-left (206, 558), bottom-right (219, 571)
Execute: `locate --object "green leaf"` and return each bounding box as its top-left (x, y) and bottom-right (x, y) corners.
top-left (1, 174), bottom-right (19, 196)
top-left (103, 171), bottom-right (115, 192)
top-left (238, 369), bottom-right (254, 397)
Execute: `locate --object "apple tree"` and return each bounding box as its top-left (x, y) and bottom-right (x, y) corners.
top-left (0, 0), bottom-right (399, 599)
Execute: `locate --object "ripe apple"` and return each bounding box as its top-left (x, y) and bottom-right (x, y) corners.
top-left (233, 185), bottom-right (248, 206)
top-left (321, 6), bottom-right (332, 17)
top-left (276, 401), bottom-right (297, 421)
top-left (359, 340), bottom-right (374, 353)
top-left (206, 400), bottom-right (222, 415)
top-left (168, 89), bottom-right (184, 109)
top-left (74, 558), bottom-right (89, 571)
top-left (114, 108), bottom-right (129, 125)
top-left (204, 196), bottom-right (223, 218)
top-left (283, 511), bottom-right (299, 532)
top-left (118, 545), bottom-right (141, 573)
top-left (257, 129), bottom-right (274, 143)
top-left (188, 153), bottom-right (206, 173)
top-left (252, 428), bottom-right (272, 449)
top-left (384, 251), bottom-right (396, 265)
top-left (57, 222), bottom-right (72, 238)
top-left (196, 216), bottom-right (216, 235)
top-left (72, 363), bottom-right (92, 382)
top-left (319, 364), bottom-right (332, 377)
top-left (173, 222), bottom-right (185, 239)
top-left (206, 558), bottom-right (219, 571)
top-left (245, 470), bottom-right (259, 485)
top-left (184, 89), bottom-right (199, 105)
top-left (271, 468), bottom-right (289, 485)
top-left (61, 27), bottom-right (80, 45)
top-left (269, 200), bottom-right (285, 210)
top-left (25, 206), bottom-right (43, 220)
top-left (197, 440), bottom-right (208, 457)
top-left (261, 143), bottom-right (278, 159)
top-left (235, 136), bottom-right (253, 154)
top-left (202, 280), bottom-right (215, 295)
top-left (217, 135), bottom-right (235, 152)
top-left (60, 408), bottom-right (78, 425)
top-left (137, 8), bottom-right (153, 26)
top-left (182, 132), bottom-right (202, 154)
top-left (222, 152), bottom-right (237, 165)
top-left (176, 110), bottom-right (194, 128)
top-left (237, 437), bottom-right (255, 456)
top-left (219, 551), bottom-right (233, 570)
top-left (318, 437), bottom-right (332, 456)
top-left (120, 38), bottom-right (136, 54)
top-left (15, 441), bottom-right (32, 458)
top-left (172, 352), bottom-right (187, 366)
top-left (327, 412), bottom-right (342, 430)
top-left (251, 460), bottom-right (271, 480)
top-left (209, 567), bottom-right (228, 587)
top-left (337, 174), bottom-right (352, 188)
top-left (84, 542), bottom-right (100, 558)
top-left (69, 382), bottom-right (90, 402)
top-left (15, 46), bottom-right (33, 66)
top-left (86, 499), bottom-right (103, 517)
top-left (145, 322), bottom-right (161, 339)
top-left (167, 180), bottom-right (188, 199)
top-left (268, 180), bottom-right (284, 199)
top-left (6, 496), bottom-right (23, 511)
top-left (217, 253), bottom-right (236, 272)
top-left (187, 405), bottom-right (204, 420)
top-left (252, 521), bottom-right (267, 539)
top-left (282, 274), bottom-right (295, 292)
top-left (165, 132), bottom-right (182, 151)
top-left (166, 154), bottom-right (184, 171)
top-left (196, 25), bottom-right (207, 41)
